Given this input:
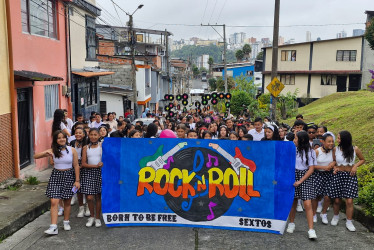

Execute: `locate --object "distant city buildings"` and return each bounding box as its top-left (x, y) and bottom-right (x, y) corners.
top-left (336, 30), bottom-right (347, 38)
top-left (306, 31), bottom-right (311, 42)
top-left (353, 29), bottom-right (365, 36)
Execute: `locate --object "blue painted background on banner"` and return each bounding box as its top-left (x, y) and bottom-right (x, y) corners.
top-left (102, 138), bottom-right (295, 234)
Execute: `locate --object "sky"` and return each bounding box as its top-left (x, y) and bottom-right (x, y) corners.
top-left (96, 0), bottom-right (373, 43)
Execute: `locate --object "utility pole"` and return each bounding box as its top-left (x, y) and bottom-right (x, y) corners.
top-left (270, 0), bottom-right (280, 121)
top-left (201, 24), bottom-right (227, 92)
top-left (165, 29), bottom-right (171, 94)
top-left (129, 14), bottom-right (138, 118)
top-left (223, 24), bottom-right (227, 93)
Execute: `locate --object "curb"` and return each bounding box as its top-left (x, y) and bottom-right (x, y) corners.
top-left (0, 199), bottom-right (50, 239)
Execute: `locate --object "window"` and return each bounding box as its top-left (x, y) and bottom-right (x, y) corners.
top-left (280, 74), bottom-right (295, 85)
top-left (246, 71), bottom-right (253, 76)
top-left (321, 75), bottom-right (336, 85)
top-left (281, 50), bottom-right (296, 61)
top-left (21, 0), bottom-right (57, 38)
top-left (45, 84), bottom-right (59, 120)
top-left (336, 50), bottom-right (357, 61)
top-left (85, 78), bottom-right (97, 106)
top-left (86, 15), bottom-right (97, 60)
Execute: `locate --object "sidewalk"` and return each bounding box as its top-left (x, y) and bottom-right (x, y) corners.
top-left (0, 165), bottom-right (52, 239)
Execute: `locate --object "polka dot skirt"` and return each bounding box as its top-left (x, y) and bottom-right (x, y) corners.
top-left (294, 169), bottom-right (316, 201)
top-left (46, 168), bottom-right (75, 199)
top-left (80, 168), bottom-right (102, 195)
top-left (314, 170), bottom-right (333, 197)
top-left (329, 171), bottom-right (358, 198)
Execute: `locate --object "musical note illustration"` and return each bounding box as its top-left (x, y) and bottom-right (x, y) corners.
top-left (163, 156), bottom-right (174, 170)
top-left (207, 201), bottom-right (217, 221)
top-left (206, 154), bottom-right (219, 168)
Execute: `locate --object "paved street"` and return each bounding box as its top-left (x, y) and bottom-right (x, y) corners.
top-left (191, 78), bottom-right (208, 90)
top-left (2, 204), bottom-right (373, 250)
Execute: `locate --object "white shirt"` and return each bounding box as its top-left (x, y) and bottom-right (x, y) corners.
top-left (90, 121), bottom-right (103, 128)
top-left (248, 128), bottom-right (264, 141)
top-left (295, 149), bottom-right (317, 170)
top-left (66, 118), bottom-right (74, 131)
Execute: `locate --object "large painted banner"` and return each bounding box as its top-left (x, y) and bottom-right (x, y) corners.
top-left (102, 138), bottom-right (296, 234)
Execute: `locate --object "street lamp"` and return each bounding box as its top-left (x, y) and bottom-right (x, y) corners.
top-left (125, 4), bottom-right (144, 119)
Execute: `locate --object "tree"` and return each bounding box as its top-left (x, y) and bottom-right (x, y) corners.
top-left (170, 44), bottom-right (236, 63)
top-left (365, 19), bottom-right (374, 50)
top-left (256, 51), bottom-right (264, 60)
top-left (208, 56), bottom-right (214, 74)
top-left (192, 64), bottom-right (200, 77)
top-left (200, 67), bottom-right (208, 73)
top-left (233, 75), bottom-right (258, 97)
top-left (235, 49), bottom-right (244, 62)
top-left (209, 78), bottom-right (217, 91)
top-left (216, 76), bottom-right (235, 92)
top-left (230, 91), bottom-right (252, 116)
top-left (242, 44), bottom-right (252, 54)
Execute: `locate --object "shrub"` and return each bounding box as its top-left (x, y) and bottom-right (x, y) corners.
top-left (25, 176), bottom-right (40, 185)
top-left (356, 163), bottom-right (374, 216)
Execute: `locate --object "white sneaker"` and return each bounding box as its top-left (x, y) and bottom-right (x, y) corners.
top-left (71, 194), bottom-right (77, 206)
top-left (44, 225), bottom-right (58, 235)
top-left (296, 201), bottom-right (303, 212)
top-left (331, 216), bottom-right (339, 226)
top-left (95, 219), bottom-right (102, 227)
top-left (77, 206), bottom-right (85, 218)
top-left (316, 203), bottom-right (323, 213)
top-left (308, 229), bottom-right (317, 239)
top-left (84, 205), bottom-right (91, 217)
top-left (286, 223), bottom-right (295, 233)
top-left (313, 214), bottom-right (317, 223)
top-left (346, 221), bottom-right (356, 232)
top-left (83, 195), bottom-right (87, 205)
top-left (86, 217), bottom-right (95, 227)
top-left (63, 221), bottom-right (71, 231)
top-left (58, 207), bottom-right (64, 216)
top-left (320, 214), bottom-right (328, 225)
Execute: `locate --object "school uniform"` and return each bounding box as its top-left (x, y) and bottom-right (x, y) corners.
top-left (46, 146), bottom-right (75, 199)
top-left (329, 147), bottom-right (358, 198)
top-left (248, 128), bottom-right (264, 141)
top-left (80, 145), bottom-right (102, 195)
top-left (294, 149), bottom-right (317, 200)
top-left (314, 147), bottom-right (333, 197)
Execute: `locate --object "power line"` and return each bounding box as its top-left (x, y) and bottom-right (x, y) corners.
top-left (111, 0), bottom-right (124, 26)
top-left (208, 0), bottom-right (218, 24)
top-left (216, 0), bottom-right (227, 23)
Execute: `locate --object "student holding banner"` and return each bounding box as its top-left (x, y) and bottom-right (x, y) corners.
top-left (287, 131), bottom-right (317, 239)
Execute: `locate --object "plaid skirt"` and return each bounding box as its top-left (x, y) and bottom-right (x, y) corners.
top-left (329, 171), bottom-right (358, 198)
top-left (294, 169), bottom-right (316, 201)
top-left (46, 168), bottom-right (75, 199)
top-left (314, 170), bottom-right (333, 197)
top-left (80, 168), bottom-right (102, 195)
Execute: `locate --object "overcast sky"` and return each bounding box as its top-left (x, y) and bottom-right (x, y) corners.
top-left (96, 0), bottom-right (372, 43)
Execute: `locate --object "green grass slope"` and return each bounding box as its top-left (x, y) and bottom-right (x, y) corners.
top-left (285, 91), bottom-right (374, 163)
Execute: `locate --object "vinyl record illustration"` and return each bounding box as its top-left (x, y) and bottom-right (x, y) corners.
top-left (183, 107), bottom-right (187, 113)
top-left (207, 105), bottom-right (211, 110)
top-left (225, 102), bottom-right (230, 108)
top-left (177, 104), bottom-right (181, 110)
top-left (201, 95), bottom-right (206, 101)
top-left (202, 100), bottom-right (208, 106)
top-left (195, 101), bottom-right (201, 107)
top-left (182, 93), bottom-right (188, 100)
top-left (211, 99), bottom-right (218, 105)
top-left (176, 95), bottom-right (182, 101)
top-left (165, 106), bottom-right (170, 111)
top-left (205, 94), bottom-right (211, 100)
top-left (168, 103), bottom-right (174, 108)
top-left (169, 95), bottom-right (174, 101)
top-left (225, 93), bottom-right (232, 100)
top-left (211, 92), bottom-right (218, 99)
top-left (218, 93), bottom-right (225, 99)
top-left (164, 94), bottom-right (169, 100)
top-left (182, 100), bottom-right (188, 106)
top-left (169, 111), bottom-right (175, 117)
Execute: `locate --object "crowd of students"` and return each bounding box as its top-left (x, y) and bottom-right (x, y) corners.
top-left (34, 109), bottom-right (365, 239)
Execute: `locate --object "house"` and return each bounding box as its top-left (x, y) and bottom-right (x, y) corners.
top-left (170, 59), bottom-right (190, 95)
top-left (6, 0), bottom-right (71, 173)
top-left (262, 27), bottom-right (374, 99)
top-left (0, 0), bottom-right (13, 182)
top-left (212, 62), bottom-right (255, 82)
top-left (67, 0), bottom-right (114, 119)
top-left (96, 25), bottom-right (172, 116)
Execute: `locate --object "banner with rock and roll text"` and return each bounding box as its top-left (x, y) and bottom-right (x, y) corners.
top-left (101, 138), bottom-right (296, 234)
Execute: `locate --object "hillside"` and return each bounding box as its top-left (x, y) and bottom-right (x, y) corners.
top-left (284, 91), bottom-right (374, 163)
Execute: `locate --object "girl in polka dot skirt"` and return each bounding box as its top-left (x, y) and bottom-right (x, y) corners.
top-left (287, 131), bottom-right (318, 239)
top-left (81, 128), bottom-right (104, 228)
top-left (329, 130), bottom-right (365, 231)
top-left (34, 130), bottom-right (80, 235)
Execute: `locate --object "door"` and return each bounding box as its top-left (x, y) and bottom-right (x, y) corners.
top-left (17, 88), bottom-right (32, 169)
top-left (336, 76), bottom-right (347, 92)
top-left (349, 74), bottom-right (361, 91)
